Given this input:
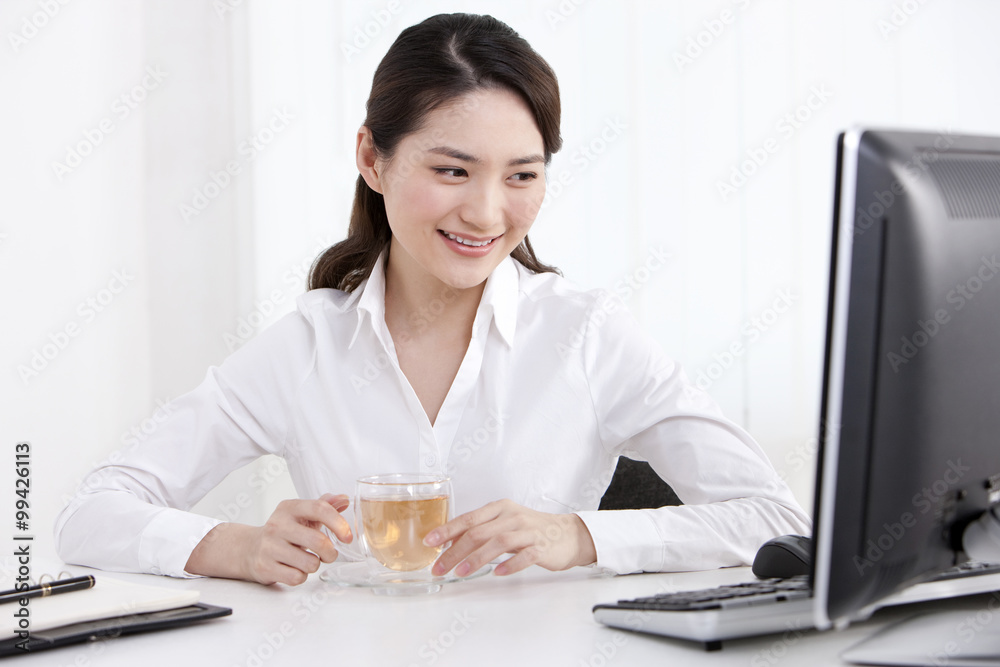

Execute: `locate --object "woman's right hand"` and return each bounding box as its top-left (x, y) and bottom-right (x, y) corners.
top-left (185, 493), bottom-right (353, 586)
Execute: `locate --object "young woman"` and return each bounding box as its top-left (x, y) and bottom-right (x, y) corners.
top-left (54, 13), bottom-right (810, 586)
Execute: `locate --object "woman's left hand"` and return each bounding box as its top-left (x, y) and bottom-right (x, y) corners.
top-left (423, 499), bottom-right (597, 577)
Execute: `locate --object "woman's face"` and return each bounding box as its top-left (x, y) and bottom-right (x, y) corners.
top-left (371, 88), bottom-right (547, 292)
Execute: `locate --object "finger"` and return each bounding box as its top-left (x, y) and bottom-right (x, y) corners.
top-left (424, 501), bottom-right (505, 548)
top-left (434, 529), bottom-right (527, 577)
top-left (251, 541), bottom-right (320, 586)
top-left (286, 498), bottom-right (354, 543)
top-left (492, 547), bottom-right (544, 576)
top-left (319, 493), bottom-right (350, 513)
top-left (273, 541), bottom-right (323, 578)
top-left (265, 560), bottom-right (312, 586)
top-left (277, 521), bottom-right (340, 563)
top-left (429, 523), bottom-right (500, 575)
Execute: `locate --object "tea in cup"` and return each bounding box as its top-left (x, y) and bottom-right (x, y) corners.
top-left (355, 473), bottom-right (453, 576)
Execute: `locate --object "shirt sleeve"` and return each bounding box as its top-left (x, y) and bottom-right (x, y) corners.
top-left (53, 310), bottom-right (313, 578)
top-left (573, 291), bottom-right (812, 574)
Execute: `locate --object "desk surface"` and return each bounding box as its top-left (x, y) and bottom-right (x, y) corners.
top-left (10, 561), bottom-right (994, 667)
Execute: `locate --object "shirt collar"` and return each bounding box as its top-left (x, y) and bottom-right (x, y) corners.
top-left (348, 250), bottom-right (520, 349)
top-left (477, 255), bottom-right (518, 348)
top-left (348, 252), bottom-right (389, 350)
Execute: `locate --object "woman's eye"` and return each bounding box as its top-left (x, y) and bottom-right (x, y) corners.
top-left (510, 172), bottom-right (538, 182)
top-left (434, 167), bottom-right (467, 178)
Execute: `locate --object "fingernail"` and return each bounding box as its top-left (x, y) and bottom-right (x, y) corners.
top-left (423, 531), bottom-right (440, 547)
top-left (494, 563), bottom-right (508, 576)
top-left (456, 562), bottom-right (471, 577)
top-left (432, 562), bottom-right (446, 576)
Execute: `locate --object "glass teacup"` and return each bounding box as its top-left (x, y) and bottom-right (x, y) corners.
top-left (355, 473), bottom-right (453, 582)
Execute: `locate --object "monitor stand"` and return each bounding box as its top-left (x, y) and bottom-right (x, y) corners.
top-left (841, 605), bottom-right (1000, 666)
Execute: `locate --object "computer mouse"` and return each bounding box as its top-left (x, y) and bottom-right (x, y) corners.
top-left (752, 534), bottom-right (812, 579)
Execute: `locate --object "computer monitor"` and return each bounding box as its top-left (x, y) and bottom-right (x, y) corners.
top-left (813, 128), bottom-right (1000, 630)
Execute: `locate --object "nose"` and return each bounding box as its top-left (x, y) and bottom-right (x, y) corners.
top-left (459, 180), bottom-right (504, 230)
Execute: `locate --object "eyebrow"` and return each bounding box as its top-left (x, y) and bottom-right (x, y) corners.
top-left (427, 146), bottom-right (545, 168)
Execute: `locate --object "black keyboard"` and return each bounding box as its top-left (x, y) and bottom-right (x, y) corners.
top-left (604, 575), bottom-right (811, 613)
top-left (600, 562), bottom-right (1000, 614)
top-left (927, 560), bottom-right (1000, 581)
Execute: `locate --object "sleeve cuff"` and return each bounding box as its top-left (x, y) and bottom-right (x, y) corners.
top-left (137, 508), bottom-right (223, 578)
top-left (575, 510), bottom-right (664, 575)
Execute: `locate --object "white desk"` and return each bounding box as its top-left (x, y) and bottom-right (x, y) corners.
top-left (12, 562), bottom-right (997, 667)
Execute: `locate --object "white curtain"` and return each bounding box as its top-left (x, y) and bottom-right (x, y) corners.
top-left (4, 0), bottom-right (1000, 552)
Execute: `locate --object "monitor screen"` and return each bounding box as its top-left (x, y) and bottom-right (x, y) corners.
top-left (813, 128), bottom-right (1000, 629)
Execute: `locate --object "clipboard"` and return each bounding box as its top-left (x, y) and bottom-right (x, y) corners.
top-left (0, 602), bottom-right (232, 656)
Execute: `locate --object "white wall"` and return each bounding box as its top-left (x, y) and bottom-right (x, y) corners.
top-left (3, 0), bottom-right (999, 558)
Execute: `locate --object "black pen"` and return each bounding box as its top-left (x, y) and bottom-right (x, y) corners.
top-left (0, 575), bottom-right (95, 604)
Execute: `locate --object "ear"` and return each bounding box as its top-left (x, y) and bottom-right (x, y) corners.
top-left (356, 127), bottom-right (383, 194)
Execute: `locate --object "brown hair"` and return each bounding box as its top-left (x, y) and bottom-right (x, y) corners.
top-left (309, 13), bottom-right (562, 292)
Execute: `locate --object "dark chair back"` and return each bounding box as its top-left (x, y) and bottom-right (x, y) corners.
top-left (598, 457), bottom-right (682, 510)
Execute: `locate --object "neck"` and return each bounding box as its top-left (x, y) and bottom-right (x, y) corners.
top-left (383, 242), bottom-right (486, 340)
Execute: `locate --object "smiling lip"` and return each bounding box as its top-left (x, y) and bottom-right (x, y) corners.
top-left (438, 230), bottom-right (503, 258)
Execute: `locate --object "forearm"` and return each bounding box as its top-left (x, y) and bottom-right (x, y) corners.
top-left (184, 522), bottom-right (256, 580)
top-left (54, 489), bottom-right (222, 577)
top-left (567, 513), bottom-right (597, 568)
top-left (578, 496), bottom-right (811, 574)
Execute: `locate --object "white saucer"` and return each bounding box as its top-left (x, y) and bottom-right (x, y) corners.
top-left (319, 561), bottom-right (492, 595)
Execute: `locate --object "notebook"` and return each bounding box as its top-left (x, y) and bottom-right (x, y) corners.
top-left (0, 575), bottom-right (231, 656)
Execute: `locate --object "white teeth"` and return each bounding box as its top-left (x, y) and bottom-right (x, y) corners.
top-left (443, 231), bottom-right (495, 247)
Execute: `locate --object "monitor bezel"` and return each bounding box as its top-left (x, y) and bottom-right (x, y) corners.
top-left (813, 127), bottom-right (860, 631)
top-left (813, 126), bottom-right (1000, 629)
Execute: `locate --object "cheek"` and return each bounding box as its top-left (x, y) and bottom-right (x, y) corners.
top-left (509, 189), bottom-right (544, 231)
top-left (389, 179), bottom-right (454, 227)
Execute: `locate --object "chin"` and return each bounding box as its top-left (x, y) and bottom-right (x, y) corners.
top-left (437, 270), bottom-right (492, 291)
top-left (432, 261), bottom-right (497, 291)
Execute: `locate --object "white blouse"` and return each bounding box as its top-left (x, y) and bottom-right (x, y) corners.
top-left (54, 253), bottom-right (810, 578)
